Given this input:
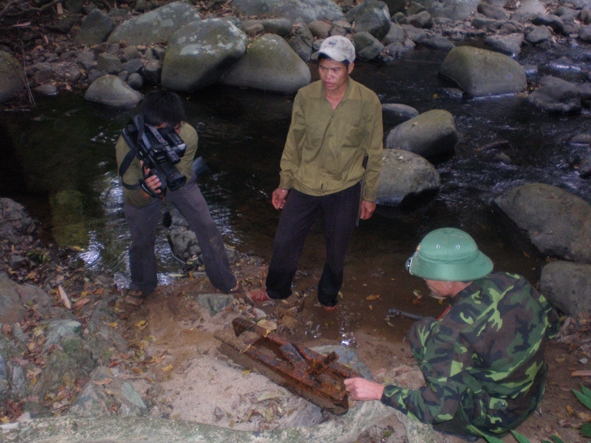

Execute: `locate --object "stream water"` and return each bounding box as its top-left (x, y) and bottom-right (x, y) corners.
top-left (2, 43), bottom-right (591, 343)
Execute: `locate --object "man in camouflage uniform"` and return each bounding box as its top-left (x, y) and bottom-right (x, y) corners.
top-left (345, 228), bottom-right (560, 441)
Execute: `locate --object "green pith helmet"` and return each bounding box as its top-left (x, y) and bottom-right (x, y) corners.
top-left (406, 228), bottom-right (493, 281)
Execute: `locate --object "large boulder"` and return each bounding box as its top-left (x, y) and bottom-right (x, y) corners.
top-left (230, 0), bottom-right (344, 24)
top-left (352, 32), bottom-right (385, 61)
top-left (414, 0), bottom-right (480, 20)
top-left (75, 9), bottom-right (115, 46)
top-left (346, 0), bottom-right (392, 41)
top-left (376, 149), bottom-right (441, 206)
top-left (161, 18), bottom-right (247, 92)
top-left (84, 75), bottom-right (142, 108)
top-left (220, 34), bottom-right (311, 94)
top-left (540, 261), bottom-right (591, 316)
top-left (0, 198), bottom-right (36, 243)
top-left (0, 51), bottom-right (25, 103)
top-left (439, 46), bottom-right (526, 97)
top-left (385, 110), bottom-right (458, 157)
top-left (527, 75), bottom-right (582, 114)
top-left (107, 2), bottom-right (202, 46)
top-left (494, 183), bottom-right (591, 263)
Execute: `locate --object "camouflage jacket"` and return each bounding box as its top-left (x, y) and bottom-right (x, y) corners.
top-left (382, 272), bottom-right (560, 436)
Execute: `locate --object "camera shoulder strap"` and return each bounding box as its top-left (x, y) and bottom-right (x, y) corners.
top-left (118, 115), bottom-right (144, 191)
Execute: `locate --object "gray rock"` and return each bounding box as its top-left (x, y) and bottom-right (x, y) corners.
top-left (384, 40), bottom-right (416, 56)
top-left (161, 18), bottom-right (248, 92)
top-left (382, 103), bottom-right (419, 120)
top-left (33, 350), bottom-right (84, 398)
top-left (484, 33), bottom-right (523, 56)
top-left (118, 71), bottom-right (129, 83)
top-left (386, 109), bottom-right (458, 157)
top-left (231, 0), bottom-right (344, 24)
top-left (554, 6), bottom-right (579, 22)
top-left (352, 32), bottom-right (385, 60)
top-left (384, 0), bottom-right (407, 14)
top-left (44, 320), bottom-right (82, 350)
top-left (143, 60), bottom-right (161, 85)
top-left (439, 46), bottom-right (526, 96)
top-left (404, 10), bottom-right (434, 28)
top-left (401, 24), bottom-right (428, 42)
top-left (407, 1), bottom-right (428, 15)
top-left (0, 273), bottom-right (26, 324)
top-left (414, 0), bottom-right (480, 20)
top-left (241, 18), bottom-right (293, 37)
top-left (84, 75), bottom-right (142, 109)
top-left (580, 156), bottom-right (591, 178)
top-left (220, 34), bottom-right (310, 94)
top-left (75, 9), bottom-right (115, 46)
top-left (540, 261), bottom-right (591, 316)
top-left (167, 227), bottom-right (201, 262)
top-left (477, 2), bottom-right (508, 19)
top-left (96, 53), bottom-right (121, 74)
top-left (569, 0), bottom-right (591, 8)
top-left (580, 24), bottom-right (591, 42)
top-left (376, 149), bottom-right (441, 206)
top-left (8, 255), bottom-right (27, 270)
top-left (0, 198), bottom-right (36, 241)
top-left (308, 20), bottom-right (332, 38)
top-left (120, 46), bottom-right (141, 62)
top-left (76, 49), bottom-right (97, 71)
top-left (532, 14), bottom-right (565, 35)
top-left (422, 35), bottom-right (455, 49)
top-left (472, 13), bottom-right (503, 29)
top-left (569, 134), bottom-right (591, 145)
top-left (0, 51), bottom-right (25, 103)
top-left (196, 293), bottom-right (233, 315)
top-left (127, 72), bottom-right (143, 90)
top-left (513, 0), bottom-right (544, 15)
top-left (525, 25), bottom-right (552, 44)
top-left (527, 75), bottom-right (581, 113)
top-left (494, 183), bottom-right (591, 263)
top-left (108, 2), bottom-right (202, 46)
top-left (289, 25), bottom-right (314, 62)
top-left (580, 8), bottom-right (591, 25)
top-left (16, 282), bottom-right (52, 314)
top-left (347, 0), bottom-right (392, 40)
top-left (68, 366), bottom-right (147, 417)
top-left (87, 69), bottom-right (108, 85)
top-left (122, 58), bottom-right (144, 74)
top-left (383, 23), bottom-right (405, 44)
top-left (152, 46), bottom-right (166, 61)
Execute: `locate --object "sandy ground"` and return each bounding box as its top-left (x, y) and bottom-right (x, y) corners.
top-left (113, 259), bottom-right (591, 443)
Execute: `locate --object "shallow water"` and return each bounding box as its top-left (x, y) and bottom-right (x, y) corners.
top-left (3, 42), bottom-right (591, 343)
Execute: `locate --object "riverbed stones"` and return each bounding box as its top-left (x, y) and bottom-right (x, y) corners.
top-left (376, 149), bottom-right (441, 206)
top-left (352, 32), bottom-right (385, 60)
top-left (484, 33), bottom-right (523, 56)
top-left (0, 273), bottom-right (26, 324)
top-left (231, 0), bottom-right (344, 24)
top-left (346, 0), bottom-right (392, 40)
top-left (527, 75), bottom-right (582, 113)
top-left (414, 0), bottom-right (480, 20)
top-left (382, 103), bottom-right (420, 120)
top-left (439, 46), bottom-right (527, 96)
top-left (84, 74), bottom-right (142, 108)
top-left (478, 2), bottom-right (509, 19)
top-left (220, 34), bottom-right (311, 94)
top-left (540, 261), bottom-right (591, 316)
top-left (107, 2), bottom-right (202, 46)
top-left (494, 183), bottom-right (591, 263)
top-left (68, 366), bottom-right (148, 417)
top-left (289, 24), bottom-right (314, 61)
top-left (0, 51), bottom-right (25, 103)
top-left (241, 18), bottom-right (293, 37)
top-left (386, 109), bottom-right (458, 157)
top-left (75, 9), bottom-right (115, 46)
top-left (161, 18), bottom-right (248, 92)
top-left (525, 25), bottom-right (553, 44)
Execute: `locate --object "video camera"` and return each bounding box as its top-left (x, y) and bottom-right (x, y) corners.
top-left (121, 114), bottom-right (187, 196)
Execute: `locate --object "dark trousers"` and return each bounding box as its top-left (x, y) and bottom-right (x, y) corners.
top-left (124, 180), bottom-right (236, 295)
top-left (265, 183), bottom-right (361, 307)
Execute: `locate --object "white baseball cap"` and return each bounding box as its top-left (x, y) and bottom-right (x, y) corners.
top-left (312, 35), bottom-right (356, 64)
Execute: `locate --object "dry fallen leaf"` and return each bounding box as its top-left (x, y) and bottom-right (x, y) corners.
top-left (109, 322), bottom-right (117, 328)
top-left (161, 364), bottom-right (173, 372)
top-left (366, 295), bottom-right (381, 301)
top-left (566, 405), bottom-right (574, 415)
top-left (93, 378), bottom-right (113, 386)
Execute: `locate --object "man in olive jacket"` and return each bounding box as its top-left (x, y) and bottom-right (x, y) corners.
top-left (115, 91), bottom-right (237, 300)
top-left (249, 36), bottom-right (383, 310)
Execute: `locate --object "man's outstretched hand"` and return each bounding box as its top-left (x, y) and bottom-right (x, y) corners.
top-left (344, 378), bottom-right (385, 401)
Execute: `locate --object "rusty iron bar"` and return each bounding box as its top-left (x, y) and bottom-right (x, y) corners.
top-left (218, 317), bottom-right (360, 415)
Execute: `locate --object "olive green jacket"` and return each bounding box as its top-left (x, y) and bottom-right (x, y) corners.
top-left (279, 78), bottom-right (383, 202)
top-left (382, 272), bottom-right (560, 436)
top-left (115, 122), bottom-right (198, 208)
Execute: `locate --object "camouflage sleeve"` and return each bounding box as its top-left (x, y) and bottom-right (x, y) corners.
top-left (381, 316), bottom-right (474, 423)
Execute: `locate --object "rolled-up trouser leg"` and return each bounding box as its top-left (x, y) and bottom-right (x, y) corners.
top-left (167, 181), bottom-right (236, 293)
top-left (266, 190), bottom-right (320, 300)
top-left (317, 183), bottom-right (360, 307)
top-left (124, 198), bottom-right (160, 296)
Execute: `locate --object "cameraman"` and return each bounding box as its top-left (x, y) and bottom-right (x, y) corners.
top-left (115, 90), bottom-right (239, 302)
